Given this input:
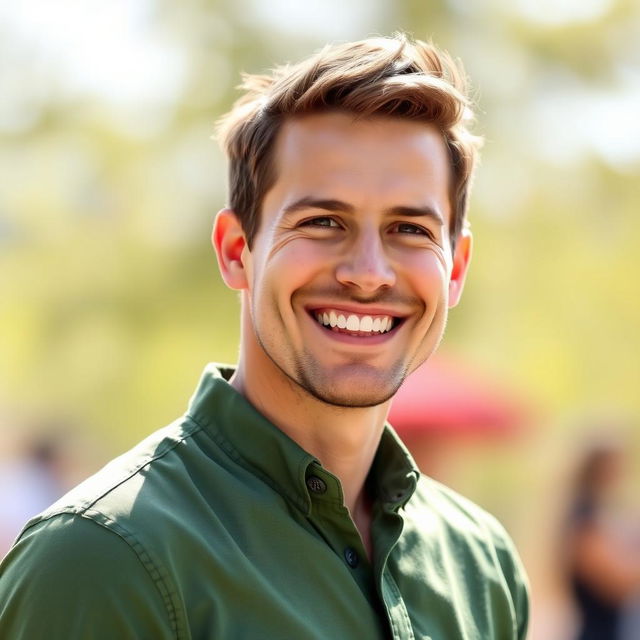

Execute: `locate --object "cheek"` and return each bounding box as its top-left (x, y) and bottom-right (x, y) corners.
top-left (256, 240), bottom-right (327, 297)
top-left (403, 251), bottom-right (449, 295)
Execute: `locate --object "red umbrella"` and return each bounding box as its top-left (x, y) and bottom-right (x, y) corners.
top-left (388, 353), bottom-right (531, 438)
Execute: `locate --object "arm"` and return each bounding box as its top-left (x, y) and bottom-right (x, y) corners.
top-left (0, 513), bottom-right (178, 639)
top-left (572, 522), bottom-right (640, 604)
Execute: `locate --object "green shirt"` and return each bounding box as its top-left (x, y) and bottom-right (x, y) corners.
top-left (0, 365), bottom-right (529, 639)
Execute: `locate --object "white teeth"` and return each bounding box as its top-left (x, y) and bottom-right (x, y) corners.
top-left (315, 310), bottom-right (395, 335)
top-left (346, 315), bottom-right (359, 331)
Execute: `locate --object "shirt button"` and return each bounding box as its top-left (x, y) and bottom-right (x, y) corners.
top-left (306, 475), bottom-right (327, 494)
top-left (385, 490), bottom-right (406, 508)
top-left (344, 547), bottom-right (359, 568)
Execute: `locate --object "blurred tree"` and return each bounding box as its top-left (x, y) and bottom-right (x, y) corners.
top-left (1, 0), bottom-right (638, 460)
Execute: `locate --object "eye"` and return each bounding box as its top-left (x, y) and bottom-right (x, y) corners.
top-left (300, 216), bottom-right (341, 228)
top-left (392, 222), bottom-right (432, 237)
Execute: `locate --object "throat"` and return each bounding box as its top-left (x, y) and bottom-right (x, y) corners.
top-left (351, 489), bottom-right (374, 559)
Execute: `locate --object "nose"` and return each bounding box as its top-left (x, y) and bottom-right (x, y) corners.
top-left (335, 229), bottom-right (396, 293)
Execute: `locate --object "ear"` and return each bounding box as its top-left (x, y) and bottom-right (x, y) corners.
top-left (448, 226), bottom-right (472, 308)
top-left (212, 208), bottom-right (250, 290)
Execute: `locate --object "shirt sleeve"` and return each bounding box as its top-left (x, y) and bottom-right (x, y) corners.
top-left (0, 513), bottom-right (179, 639)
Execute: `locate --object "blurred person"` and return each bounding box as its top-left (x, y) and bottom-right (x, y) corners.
top-left (0, 434), bottom-right (67, 555)
top-left (563, 436), bottom-right (640, 640)
top-left (621, 594), bottom-right (640, 640)
top-left (0, 34), bottom-right (529, 638)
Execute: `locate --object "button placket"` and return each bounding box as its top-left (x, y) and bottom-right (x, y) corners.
top-left (304, 467), bottom-right (372, 595)
top-left (382, 569), bottom-right (415, 639)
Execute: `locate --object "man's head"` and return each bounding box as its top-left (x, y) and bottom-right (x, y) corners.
top-left (217, 33), bottom-right (481, 253)
top-left (213, 34), bottom-right (479, 408)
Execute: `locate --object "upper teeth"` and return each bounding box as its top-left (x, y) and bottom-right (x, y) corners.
top-left (315, 310), bottom-right (394, 334)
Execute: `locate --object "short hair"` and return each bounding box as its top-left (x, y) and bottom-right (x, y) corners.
top-left (217, 33), bottom-right (482, 250)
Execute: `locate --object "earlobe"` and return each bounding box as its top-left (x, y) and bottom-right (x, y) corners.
top-left (448, 227), bottom-right (472, 308)
top-left (212, 208), bottom-right (250, 290)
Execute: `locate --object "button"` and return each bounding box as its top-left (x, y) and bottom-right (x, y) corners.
top-left (306, 475), bottom-right (327, 494)
top-left (344, 547), bottom-right (359, 568)
top-left (386, 490), bottom-right (406, 505)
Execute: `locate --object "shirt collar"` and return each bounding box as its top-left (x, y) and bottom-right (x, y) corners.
top-left (370, 427), bottom-right (420, 510)
top-left (187, 364), bottom-right (420, 514)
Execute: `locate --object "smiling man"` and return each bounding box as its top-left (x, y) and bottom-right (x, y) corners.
top-left (0, 35), bottom-right (529, 639)
top-left (224, 113), bottom-right (458, 412)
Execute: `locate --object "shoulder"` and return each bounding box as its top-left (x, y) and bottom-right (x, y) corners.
top-left (411, 475), bottom-right (517, 545)
top-left (23, 416), bottom-right (202, 530)
top-left (406, 475), bottom-right (530, 638)
top-left (3, 512), bottom-right (159, 589)
top-left (0, 513), bottom-right (180, 638)
top-left (410, 474), bottom-right (527, 571)
top-left (0, 418), bottom-right (209, 639)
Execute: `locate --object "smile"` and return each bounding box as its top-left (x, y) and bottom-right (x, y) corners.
top-left (313, 309), bottom-right (398, 335)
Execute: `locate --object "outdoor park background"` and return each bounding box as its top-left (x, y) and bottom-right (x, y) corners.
top-left (1, 0), bottom-right (639, 637)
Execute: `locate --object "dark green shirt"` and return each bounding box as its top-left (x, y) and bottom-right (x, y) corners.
top-left (0, 365), bottom-right (529, 639)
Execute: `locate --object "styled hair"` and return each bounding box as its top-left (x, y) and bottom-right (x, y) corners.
top-left (217, 33), bottom-right (482, 250)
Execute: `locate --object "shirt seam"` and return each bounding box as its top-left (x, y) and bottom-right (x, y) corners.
top-left (90, 511), bottom-right (183, 639)
top-left (54, 511), bottom-right (183, 640)
top-left (26, 419), bottom-right (203, 522)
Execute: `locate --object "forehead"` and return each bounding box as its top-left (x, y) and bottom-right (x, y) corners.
top-left (269, 112), bottom-right (451, 206)
top-left (276, 112), bottom-right (449, 165)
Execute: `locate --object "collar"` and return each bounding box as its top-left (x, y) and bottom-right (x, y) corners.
top-left (187, 364), bottom-right (420, 514)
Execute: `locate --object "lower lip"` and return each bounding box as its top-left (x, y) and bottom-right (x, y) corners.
top-left (308, 314), bottom-right (400, 345)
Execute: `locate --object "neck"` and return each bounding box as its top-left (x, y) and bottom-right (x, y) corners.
top-left (230, 322), bottom-right (390, 527)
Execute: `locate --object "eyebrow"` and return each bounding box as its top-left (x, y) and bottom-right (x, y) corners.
top-left (389, 205), bottom-right (445, 226)
top-left (282, 197), bottom-right (445, 226)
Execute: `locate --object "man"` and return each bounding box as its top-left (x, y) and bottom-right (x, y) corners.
top-left (0, 34), bottom-right (529, 639)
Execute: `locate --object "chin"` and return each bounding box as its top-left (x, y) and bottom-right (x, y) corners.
top-left (296, 362), bottom-right (406, 408)
top-left (311, 390), bottom-right (396, 408)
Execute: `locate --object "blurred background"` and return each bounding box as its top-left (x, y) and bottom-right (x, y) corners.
top-left (1, 0), bottom-right (639, 637)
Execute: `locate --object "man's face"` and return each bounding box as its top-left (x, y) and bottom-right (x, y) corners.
top-left (231, 112), bottom-right (470, 407)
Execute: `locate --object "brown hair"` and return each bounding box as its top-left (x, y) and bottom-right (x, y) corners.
top-left (217, 33), bottom-right (482, 250)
